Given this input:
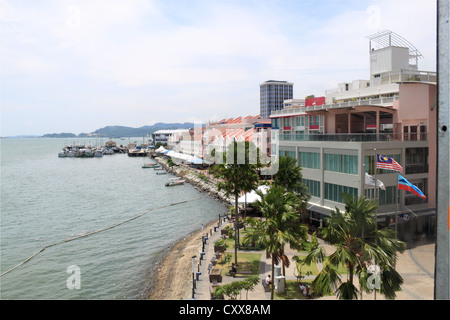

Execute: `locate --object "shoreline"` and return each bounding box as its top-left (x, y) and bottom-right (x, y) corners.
top-left (144, 156), bottom-right (230, 300)
top-left (145, 219), bottom-right (219, 300)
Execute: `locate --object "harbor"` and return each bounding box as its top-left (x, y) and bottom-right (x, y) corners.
top-left (1, 137), bottom-right (228, 300)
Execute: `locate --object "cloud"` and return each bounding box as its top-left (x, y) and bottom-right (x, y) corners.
top-left (0, 0), bottom-right (437, 136)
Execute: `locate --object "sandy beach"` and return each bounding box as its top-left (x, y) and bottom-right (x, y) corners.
top-left (146, 219), bottom-right (219, 300)
top-left (145, 157), bottom-right (230, 299)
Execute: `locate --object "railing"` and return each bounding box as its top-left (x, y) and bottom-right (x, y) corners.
top-left (271, 96), bottom-right (398, 117)
top-left (278, 132), bottom-right (428, 142)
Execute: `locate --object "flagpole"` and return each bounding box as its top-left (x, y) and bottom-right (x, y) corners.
top-left (373, 148), bottom-right (378, 301)
top-left (395, 174), bottom-right (399, 240)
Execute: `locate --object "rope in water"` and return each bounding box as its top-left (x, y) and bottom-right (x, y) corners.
top-left (0, 197), bottom-right (202, 277)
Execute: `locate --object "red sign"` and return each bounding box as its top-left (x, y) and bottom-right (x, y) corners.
top-left (305, 97), bottom-right (325, 107)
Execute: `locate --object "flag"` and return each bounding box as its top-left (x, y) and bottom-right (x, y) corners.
top-left (376, 154), bottom-right (403, 173)
top-left (398, 174), bottom-right (426, 199)
top-left (365, 172), bottom-right (386, 190)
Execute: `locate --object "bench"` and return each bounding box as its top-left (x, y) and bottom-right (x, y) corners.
top-left (208, 263), bottom-right (213, 274)
top-left (262, 279), bottom-right (270, 292)
top-left (230, 269), bottom-right (253, 277)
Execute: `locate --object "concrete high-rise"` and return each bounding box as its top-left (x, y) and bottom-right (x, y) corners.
top-left (259, 80), bottom-right (293, 118)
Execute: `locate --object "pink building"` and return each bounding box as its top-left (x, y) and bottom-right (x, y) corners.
top-left (270, 31), bottom-right (437, 245)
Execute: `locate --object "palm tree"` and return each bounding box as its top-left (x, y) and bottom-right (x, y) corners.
top-left (215, 140), bottom-right (259, 266)
top-left (273, 156), bottom-right (311, 276)
top-left (304, 194), bottom-right (406, 299)
top-left (243, 185), bottom-right (307, 299)
top-left (273, 156), bottom-right (309, 200)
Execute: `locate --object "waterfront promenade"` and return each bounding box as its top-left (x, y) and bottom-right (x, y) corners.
top-left (186, 218), bottom-right (435, 301)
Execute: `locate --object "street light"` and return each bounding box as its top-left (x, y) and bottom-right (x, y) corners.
top-left (191, 255), bottom-right (196, 299)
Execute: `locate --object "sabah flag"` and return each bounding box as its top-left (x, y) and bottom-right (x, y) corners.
top-left (398, 174), bottom-right (426, 199)
top-left (376, 154), bottom-right (403, 173)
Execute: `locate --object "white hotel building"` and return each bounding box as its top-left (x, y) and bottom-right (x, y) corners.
top-left (269, 31), bottom-right (437, 245)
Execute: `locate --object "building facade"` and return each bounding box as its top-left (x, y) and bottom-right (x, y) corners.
top-left (260, 80), bottom-right (293, 119)
top-left (270, 31), bottom-right (436, 245)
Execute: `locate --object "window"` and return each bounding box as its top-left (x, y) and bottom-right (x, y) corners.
top-left (325, 183), bottom-right (358, 203)
top-left (325, 154), bottom-right (358, 174)
top-left (279, 150), bottom-right (296, 160)
top-left (302, 179), bottom-right (320, 197)
top-left (406, 148), bottom-right (428, 173)
top-left (365, 186), bottom-right (397, 205)
top-left (299, 152), bottom-right (320, 169)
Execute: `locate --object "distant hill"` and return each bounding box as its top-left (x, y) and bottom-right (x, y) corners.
top-left (39, 122), bottom-right (195, 138)
top-left (92, 122), bottom-right (195, 137)
top-left (43, 133), bottom-right (77, 138)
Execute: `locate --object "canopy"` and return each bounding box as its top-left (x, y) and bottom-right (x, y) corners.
top-left (237, 185), bottom-right (270, 205)
top-left (156, 146), bottom-right (204, 164)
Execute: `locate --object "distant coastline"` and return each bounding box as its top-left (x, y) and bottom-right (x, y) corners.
top-left (1, 122), bottom-right (195, 139)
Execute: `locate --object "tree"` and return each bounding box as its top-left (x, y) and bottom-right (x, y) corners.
top-left (215, 140), bottom-right (259, 266)
top-left (273, 156), bottom-right (309, 199)
top-left (273, 155), bottom-right (311, 277)
top-left (243, 185), bottom-right (307, 299)
top-left (304, 194), bottom-right (406, 299)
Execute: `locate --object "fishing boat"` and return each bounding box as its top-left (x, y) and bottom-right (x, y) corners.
top-left (142, 163), bottom-right (158, 168)
top-left (165, 178), bottom-right (185, 186)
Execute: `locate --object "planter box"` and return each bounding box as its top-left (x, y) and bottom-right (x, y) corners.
top-left (209, 269), bottom-right (222, 283)
top-left (214, 245), bottom-right (227, 253)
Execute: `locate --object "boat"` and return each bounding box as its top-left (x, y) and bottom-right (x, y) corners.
top-left (165, 178), bottom-right (185, 186)
top-left (142, 163), bottom-right (158, 168)
top-left (156, 172), bottom-right (167, 175)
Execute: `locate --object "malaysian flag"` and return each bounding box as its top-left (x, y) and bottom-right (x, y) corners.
top-left (376, 154), bottom-right (403, 173)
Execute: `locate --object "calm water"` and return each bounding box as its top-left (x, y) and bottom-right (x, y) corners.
top-left (0, 138), bottom-right (227, 299)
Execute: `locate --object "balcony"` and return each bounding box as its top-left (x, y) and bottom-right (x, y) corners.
top-left (278, 132), bottom-right (428, 142)
top-left (271, 96), bottom-right (398, 117)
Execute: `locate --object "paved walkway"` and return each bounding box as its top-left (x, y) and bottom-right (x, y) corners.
top-left (187, 219), bottom-right (435, 300)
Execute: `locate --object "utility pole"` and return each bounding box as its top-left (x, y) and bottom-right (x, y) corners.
top-left (435, 0), bottom-right (450, 300)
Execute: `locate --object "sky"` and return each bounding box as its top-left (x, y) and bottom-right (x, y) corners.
top-left (0, 0), bottom-right (437, 136)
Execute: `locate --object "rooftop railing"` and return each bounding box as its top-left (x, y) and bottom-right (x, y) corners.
top-left (271, 96), bottom-right (398, 117)
top-left (278, 132), bottom-right (428, 142)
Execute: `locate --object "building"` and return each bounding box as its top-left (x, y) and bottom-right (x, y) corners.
top-left (270, 30), bottom-right (436, 245)
top-left (260, 80), bottom-right (293, 118)
top-left (153, 129), bottom-right (190, 145)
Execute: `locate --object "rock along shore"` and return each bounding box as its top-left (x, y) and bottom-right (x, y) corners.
top-left (153, 156), bottom-right (233, 206)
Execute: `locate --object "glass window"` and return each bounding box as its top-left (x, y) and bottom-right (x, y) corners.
top-left (302, 179), bottom-right (320, 197)
top-left (299, 152), bottom-right (320, 169)
top-left (325, 183), bottom-right (358, 203)
top-left (325, 154), bottom-right (358, 174)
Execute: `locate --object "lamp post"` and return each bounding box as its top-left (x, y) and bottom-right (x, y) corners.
top-left (191, 255), bottom-right (196, 299)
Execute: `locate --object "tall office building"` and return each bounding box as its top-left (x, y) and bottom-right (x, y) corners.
top-left (260, 80), bottom-right (293, 118)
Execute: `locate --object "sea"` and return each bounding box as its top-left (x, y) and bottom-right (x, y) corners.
top-left (0, 137), bottom-right (228, 300)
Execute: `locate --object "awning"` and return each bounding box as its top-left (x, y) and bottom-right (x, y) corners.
top-left (306, 203), bottom-right (333, 216)
top-left (237, 185), bottom-right (270, 205)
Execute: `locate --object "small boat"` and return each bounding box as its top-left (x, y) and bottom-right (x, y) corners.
top-left (142, 163), bottom-right (158, 168)
top-left (156, 172), bottom-right (167, 175)
top-left (165, 178), bottom-right (185, 186)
